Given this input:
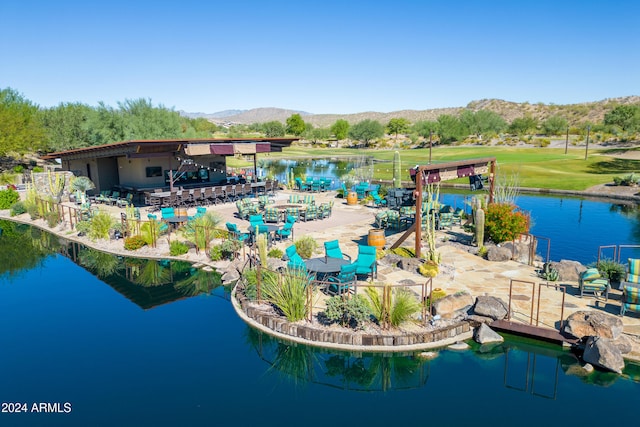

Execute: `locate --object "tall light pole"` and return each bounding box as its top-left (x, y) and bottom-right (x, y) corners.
top-left (564, 126), bottom-right (569, 155)
top-left (584, 125), bottom-right (591, 160)
top-left (429, 130), bottom-right (433, 164)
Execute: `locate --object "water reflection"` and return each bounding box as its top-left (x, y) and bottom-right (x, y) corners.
top-left (0, 220), bottom-right (55, 280)
top-left (259, 156), bottom-right (375, 189)
top-left (248, 327), bottom-right (640, 395)
top-left (0, 220), bottom-right (223, 309)
top-left (246, 327), bottom-right (429, 391)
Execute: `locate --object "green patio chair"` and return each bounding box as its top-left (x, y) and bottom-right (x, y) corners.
top-left (579, 268), bottom-right (610, 300)
top-left (285, 207), bottom-right (300, 222)
top-left (303, 195), bottom-right (315, 205)
top-left (288, 194), bottom-right (300, 204)
top-left (374, 210), bottom-right (388, 228)
top-left (264, 207), bottom-right (280, 223)
top-left (621, 285), bottom-right (640, 316)
top-left (301, 204), bottom-right (318, 221)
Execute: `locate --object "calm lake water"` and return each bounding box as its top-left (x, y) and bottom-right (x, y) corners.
top-left (0, 221), bottom-right (639, 426)
top-left (440, 191), bottom-right (640, 265)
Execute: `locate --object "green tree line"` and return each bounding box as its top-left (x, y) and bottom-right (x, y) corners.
top-left (2, 86), bottom-right (639, 157)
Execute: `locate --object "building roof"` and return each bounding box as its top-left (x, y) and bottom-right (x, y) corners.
top-left (41, 137), bottom-right (298, 160)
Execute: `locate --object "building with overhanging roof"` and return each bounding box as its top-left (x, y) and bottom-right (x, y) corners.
top-left (42, 137), bottom-right (297, 193)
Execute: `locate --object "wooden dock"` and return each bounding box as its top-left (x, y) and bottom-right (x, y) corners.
top-left (490, 320), bottom-right (579, 345)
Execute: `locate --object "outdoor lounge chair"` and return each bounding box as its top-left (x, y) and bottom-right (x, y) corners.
top-left (579, 268), bottom-right (610, 300)
top-left (263, 207), bottom-right (280, 223)
top-left (354, 245), bottom-right (377, 280)
top-left (620, 284), bottom-right (640, 316)
top-left (622, 258), bottom-right (640, 289)
top-left (324, 240), bottom-right (351, 261)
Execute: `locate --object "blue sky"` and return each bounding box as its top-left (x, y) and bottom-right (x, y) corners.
top-left (2, 0), bottom-right (639, 114)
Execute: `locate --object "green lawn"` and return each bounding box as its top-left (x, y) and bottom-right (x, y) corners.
top-left (235, 145), bottom-right (640, 191)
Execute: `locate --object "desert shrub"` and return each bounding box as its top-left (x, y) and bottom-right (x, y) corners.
top-left (32, 166), bottom-right (44, 172)
top-left (484, 203), bottom-right (529, 243)
top-left (391, 247), bottom-right (415, 258)
top-left (242, 268), bottom-right (278, 300)
top-left (293, 235), bottom-right (318, 259)
top-left (44, 210), bottom-right (60, 228)
top-left (169, 240), bottom-right (189, 256)
top-left (477, 246), bottom-right (488, 258)
top-left (324, 295), bottom-right (371, 329)
top-left (209, 245), bottom-right (223, 261)
top-left (364, 285), bottom-right (421, 328)
top-left (220, 238), bottom-right (242, 260)
top-left (268, 248), bottom-right (284, 258)
top-left (0, 189), bottom-right (20, 209)
top-left (261, 267), bottom-right (312, 322)
top-left (87, 210), bottom-right (117, 241)
top-left (419, 260), bottom-right (439, 277)
top-left (75, 220), bottom-right (91, 234)
top-left (591, 258), bottom-right (627, 282)
top-left (613, 173), bottom-right (639, 186)
top-left (538, 138), bottom-right (550, 147)
top-left (10, 201), bottom-right (26, 216)
top-left (124, 235), bottom-right (147, 250)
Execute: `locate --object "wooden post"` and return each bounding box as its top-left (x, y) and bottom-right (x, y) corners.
top-left (415, 168), bottom-right (423, 258)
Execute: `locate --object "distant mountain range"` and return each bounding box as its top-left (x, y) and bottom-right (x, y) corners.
top-left (179, 96), bottom-right (640, 127)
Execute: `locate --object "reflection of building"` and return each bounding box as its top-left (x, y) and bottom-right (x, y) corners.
top-left (42, 138), bottom-right (297, 194)
top-left (60, 241), bottom-right (222, 310)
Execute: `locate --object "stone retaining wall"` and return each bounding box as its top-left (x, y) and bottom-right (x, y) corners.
top-left (235, 290), bottom-right (471, 348)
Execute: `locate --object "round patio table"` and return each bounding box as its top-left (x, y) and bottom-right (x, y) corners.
top-left (305, 257), bottom-right (351, 274)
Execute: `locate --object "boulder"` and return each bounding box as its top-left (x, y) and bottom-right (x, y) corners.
top-left (564, 310), bottom-right (624, 340)
top-left (486, 245), bottom-right (511, 262)
top-left (473, 295), bottom-right (509, 320)
top-left (474, 323), bottom-right (504, 344)
top-left (221, 268), bottom-right (240, 285)
top-left (500, 241), bottom-right (536, 264)
top-left (613, 334), bottom-right (634, 354)
top-left (448, 341), bottom-right (470, 351)
top-left (378, 253), bottom-right (404, 268)
top-left (432, 291), bottom-right (474, 319)
top-left (397, 257), bottom-right (423, 273)
top-left (549, 260), bottom-right (585, 282)
top-left (582, 336), bottom-right (625, 374)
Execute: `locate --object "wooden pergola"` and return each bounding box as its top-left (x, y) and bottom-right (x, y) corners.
top-left (391, 157), bottom-right (497, 258)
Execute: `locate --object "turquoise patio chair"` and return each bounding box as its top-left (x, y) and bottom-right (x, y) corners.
top-left (370, 191), bottom-right (387, 207)
top-left (324, 239), bottom-right (351, 261)
top-left (285, 244), bottom-right (306, 270)
top-left (621, 285), bottom-right (640, 316)
top-left (327, 263), bottom-right (357, 295)
top-left (226, 222), bottom-right (250, 243)
top-left (161, 207), bottom-right (175, 220)
top-left (354, 245), bottom-right (377, 280)
top-left (276, 221), bottom-right (294, 241)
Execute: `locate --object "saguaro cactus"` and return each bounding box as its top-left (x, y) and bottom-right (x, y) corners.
top-left (474, 206), bottom-right (485, 248)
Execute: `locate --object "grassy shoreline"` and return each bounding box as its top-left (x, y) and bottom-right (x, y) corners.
top-left (240, 145), bottom-right (640, 191)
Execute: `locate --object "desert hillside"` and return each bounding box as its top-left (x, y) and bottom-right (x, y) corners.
top-left (196, 96), bottom-right (640, 127)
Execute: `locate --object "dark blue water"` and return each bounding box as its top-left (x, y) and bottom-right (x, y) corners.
top-left (440, 192), bottom-right (640, 265)
top-left (0, 224), bottom-right (639, 426)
